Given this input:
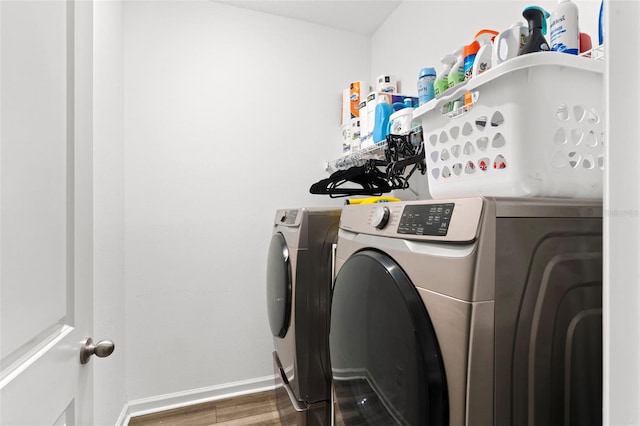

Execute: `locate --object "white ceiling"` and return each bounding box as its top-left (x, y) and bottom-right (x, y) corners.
top-left (212, 0), bottom-right (403, 35)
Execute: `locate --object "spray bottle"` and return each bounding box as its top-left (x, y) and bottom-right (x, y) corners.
top-left (447, 46), bottom-right (465, 88)
top-left (471, 29), bottom-right (499, 78)
top-left (434, 54), bottom-right (457, 97)
top-left (520, 6), bottom-right (551, 55)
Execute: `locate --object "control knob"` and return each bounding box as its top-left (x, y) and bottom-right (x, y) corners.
top-left (372, 206), bottom-right (390, 229)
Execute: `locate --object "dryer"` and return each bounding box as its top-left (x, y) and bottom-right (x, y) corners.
top-left (267, 207), bottom-right (341, 425)
top-left (330, 198), bottom-right (602, 426)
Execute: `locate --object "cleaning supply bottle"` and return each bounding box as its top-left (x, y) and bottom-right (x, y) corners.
top-left (492, 22), bottom-right (528, 65)
top-left (463, 40), bottom-right (480, 81)
top-left (434, 55), bottom-right (456, 97)
top-left (372, 101), bottom-right (393, 144)
top-left (389, 106), bottom-right (414, 135)
top-left (580, 32), bottom-right (592, 55)
top-left (520, 6), bottom-right (551, 55)
top-left (472, 29), bottom-right (499, 78)
top-left (447, 46), bottom-right (465, 88)
top-left (417, 67), bottom-right (437, 106)
top-left (550, 0), bottom-right (579, 54)
top-left (598, 0), bottom-right (604, 45)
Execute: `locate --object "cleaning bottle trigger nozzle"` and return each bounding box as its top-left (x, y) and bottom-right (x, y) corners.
top-left (524, 5), bottom-right (550, 35)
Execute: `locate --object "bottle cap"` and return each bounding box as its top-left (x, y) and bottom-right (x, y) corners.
top-left (523, 6), bottom-right (550, 35)
top-left (419, 67), bottom-right (437, 78)
top-left (580, 32), bottom-right (593, 54)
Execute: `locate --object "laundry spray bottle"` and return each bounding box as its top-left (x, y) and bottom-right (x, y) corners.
top-left (520, 6), bottom-right (551, 54)
top-left (434, 54), bottom-right (457, 97)
top-left (471, 29), bottom-right (499, 78)
top-left (447, 46), bottom-right (465, 88)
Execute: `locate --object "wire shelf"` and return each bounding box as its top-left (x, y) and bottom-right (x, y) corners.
top-left (325, 142), bottom-right (388, 172)
top-left (581, 43), bottom-right (605, 60)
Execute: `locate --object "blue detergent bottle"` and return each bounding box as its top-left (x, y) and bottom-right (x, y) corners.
top-left (372, 102), bottom-right (393, 144)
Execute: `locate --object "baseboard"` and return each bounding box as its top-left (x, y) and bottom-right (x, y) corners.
top-left (122, 374), bottom-right (277, 423)
top-left (115, 402), bottom-right (130, 426)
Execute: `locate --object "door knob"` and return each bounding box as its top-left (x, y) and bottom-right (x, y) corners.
top-left (80, 338), bottom-right (115, 364)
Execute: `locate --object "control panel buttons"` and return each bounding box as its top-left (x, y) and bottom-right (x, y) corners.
top-left (398, 203), bottom-right (455, 236)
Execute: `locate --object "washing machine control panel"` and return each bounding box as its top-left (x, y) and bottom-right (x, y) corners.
top-left (397, 203), bottom-right (455, 236)
top-left (341, 198), bottom-right (482, 242)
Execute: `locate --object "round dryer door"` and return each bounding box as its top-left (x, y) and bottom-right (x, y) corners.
top-left (330, 250), bottom-right (449, 425)
top-left (266, 232), bottom-right (292, 338)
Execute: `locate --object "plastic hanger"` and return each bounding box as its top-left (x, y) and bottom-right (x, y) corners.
top-left (309, 161), bottom-right (393, 198)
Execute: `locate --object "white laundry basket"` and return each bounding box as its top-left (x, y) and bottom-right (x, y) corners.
top-left (413, 52), bottom-right (604, 199)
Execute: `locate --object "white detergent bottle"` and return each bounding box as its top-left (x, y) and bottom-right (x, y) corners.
top-left (550, 0), bottom-right (579, 54)
top-left (492, 21), bottom-right (528, 65)
top-left (472, 29), bottom-right (499, 78)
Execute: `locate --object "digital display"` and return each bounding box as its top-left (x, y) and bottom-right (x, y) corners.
top-left (397, 203), bottom-right (454, 236)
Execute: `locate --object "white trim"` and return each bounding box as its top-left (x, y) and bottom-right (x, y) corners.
top-left (115, 402), bottom-right (130, 426)
top-left (124, 375), bottom-right (277, 421)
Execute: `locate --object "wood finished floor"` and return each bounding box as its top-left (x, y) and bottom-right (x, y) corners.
top-left (128, 390), bottom-right (283, 426)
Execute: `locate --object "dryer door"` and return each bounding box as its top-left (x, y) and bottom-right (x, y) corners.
top-left (266, 232), bottom-right (292, 338)
top-left (330, 250), bottom-right (449, 426)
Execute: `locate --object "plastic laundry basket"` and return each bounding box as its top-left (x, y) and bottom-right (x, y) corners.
top-left (413, 52), bottom-right (604, 199)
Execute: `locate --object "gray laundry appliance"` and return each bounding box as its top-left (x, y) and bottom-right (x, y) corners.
top-left (330, 197), bottom-right (602, 426)
top-left (267, 207), bottom-right (341, 425)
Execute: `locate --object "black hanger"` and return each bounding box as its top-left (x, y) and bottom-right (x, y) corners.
top-left (309, 160), bottom-right (393, 198)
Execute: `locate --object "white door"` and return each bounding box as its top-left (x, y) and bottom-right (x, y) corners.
top-left (0, 1), bottom-right (102, 424)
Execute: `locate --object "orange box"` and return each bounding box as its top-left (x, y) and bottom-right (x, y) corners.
top-left (349, 81), bottom-right (367, 118)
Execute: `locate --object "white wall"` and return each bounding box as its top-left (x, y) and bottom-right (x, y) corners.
top-left (123, 0), bottom-right (369, 402)
top-left (93, 0), bottom-right (126, 424)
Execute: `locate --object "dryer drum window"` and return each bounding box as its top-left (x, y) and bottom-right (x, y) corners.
top-left (330, 250), bottom-right (449, 426)
top-left (266, 232), bottom-right (292, 338)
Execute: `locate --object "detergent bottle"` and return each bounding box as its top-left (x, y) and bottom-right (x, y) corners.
top-left (471, 29), bottom-right (499, 78)
top-left (520, 6), bottom-right (551, 54)
top-left (550, 0), bottom-right (580, 54)
top-left (492, 22), bottom-right (528, 65)
top-left (372, 101), bottom-right (393, 144)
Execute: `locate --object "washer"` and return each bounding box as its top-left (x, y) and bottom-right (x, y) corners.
top-left (330, 197), bottom-right (602, 426)
top-left (267, 207), bottom-right (341, 425)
